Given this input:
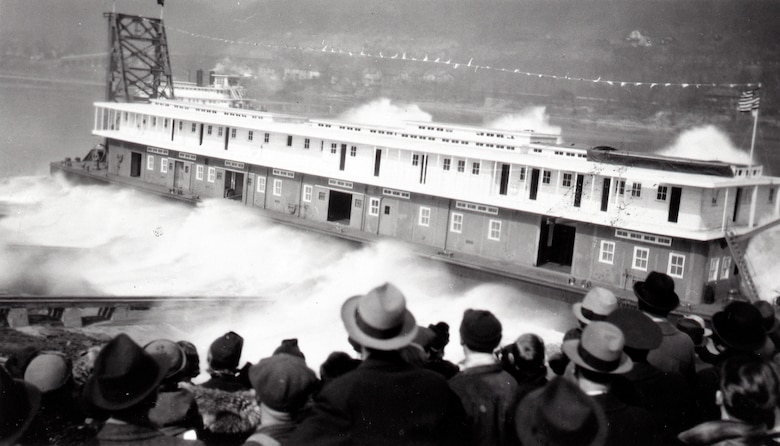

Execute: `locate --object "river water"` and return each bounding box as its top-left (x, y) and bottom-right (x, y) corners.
top-left (0, 80), bottom-right (577, 368)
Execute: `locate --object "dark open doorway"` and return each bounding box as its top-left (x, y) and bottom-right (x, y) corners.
top-left (328, 190), bottom-right (352, 223)
top-left (224, 170), bottom-right (244, 200)
top-left (130, 152), bottom-right (141, 177)
top-left (537, 219), bottom-right (576, 271)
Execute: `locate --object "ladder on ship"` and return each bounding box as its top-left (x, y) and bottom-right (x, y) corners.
top-left (725, 218), bottom-right (780, 302)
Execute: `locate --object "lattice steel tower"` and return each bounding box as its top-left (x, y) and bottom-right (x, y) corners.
top-left (105, 13), bottom-right (175, 102)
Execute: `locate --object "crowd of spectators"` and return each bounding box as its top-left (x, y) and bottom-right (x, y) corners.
top-left (3, 270), bottom-right (780, 445)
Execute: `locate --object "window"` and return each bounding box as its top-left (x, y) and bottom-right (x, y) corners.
top-left (350, 146), bottom-right (357, 157)
top-left (657, 185), bottom-right (668, 201)
top-left (419, 207), bottom-right (431, 227)
top-left (457, 160), bottom-right (465, 173)
top-left (412, 154), bottom-right (420, 166)
top-left (287, 135), bottom-right (293, 146)
top-left (708, 258), bottom-right (720, 281)
top-left (519, 167), bottom-right (526, 180)
top-left (248, 131), bottom-right (254, 141)
top-left (488, 220), bottom-right (501, 241)
top-left (668, 253), bottom-right (685, 278)
top-left (562, 173), bottom-right (573, 187)
top-left (711, 190), bottom-right (719, 206)
top-left (721, 256), bottom-right (731, 279)
top-left (330, 143), bottom-right (337, 154)
top-left (630, 182), bottom-right (642, 198)
top-left (196, 165), bottom-right (204, 180)
top-left (318, 192), bottom-right (326, 200)
top-left (303, 185), bottom-right (312, 202)
top-left (770, 187), bottom-right (776, 203)
top-left (599, 241), bottom-right (615, 264)
top-left (147, 155), bottom-right (155, 170)
top-left (273, 179), bottom-right (282, 196)
top-left (256, 176), bottom-right (266, 193)
top-left (230, 128), bottom-right (236, 139)
top-left (617, 180), bottom-right (626, 195)
top-left (304, 138), bottom-right (310, 149)
top-left (163, 118), bottom-right (169, 128)
top-left (472, 162), bottom-right (480, 175)
top-left (207, 167), bottom-right (216, 183)
top-left (191, 123), bottom-right (197, 132)
top-left (369, 198), bottom-right (380, 216)
top-left (218, 127), bottom-right (223, 137)
top-left (160, 158), bottom-right (168, 173)
top-left (152, 117), bottom-right (157, 126)
top-left (264, 133), bottom-right (270, 143)
top-left (542, 171), bottom-right (551, 184)
top-left (443, 158), bottom-right (451, 171)
top-left (207, 125), bottom-right (212, 135)
top-left (632, 247), bottom-right (649, 271)
top-left (450, 213), bottom-right (463, 233)
top-left (384, 205), bottom-right (391, 215)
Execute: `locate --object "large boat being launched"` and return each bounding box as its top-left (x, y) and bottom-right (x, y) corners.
top-left (51, 12), bottom-right (780, 312)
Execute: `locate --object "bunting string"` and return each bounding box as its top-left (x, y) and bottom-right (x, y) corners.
top-left (168, 26), bottom-right (762, 90)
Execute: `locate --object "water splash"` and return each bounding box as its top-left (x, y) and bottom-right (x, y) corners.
top-left (657, 125), bottom-right (751, 164)
top-left (338, 98), bottom-right (432, 128)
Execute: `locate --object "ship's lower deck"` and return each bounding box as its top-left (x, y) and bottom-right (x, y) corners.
top-left (51, 139), bottom-right (740, 316)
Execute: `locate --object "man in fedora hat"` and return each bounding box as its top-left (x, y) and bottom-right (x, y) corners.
top-left (563, 322), bottom-right (658, 446)
top-left (0, 365), bottom-right (40, 446)
top-left (83, 333), bottom-right (205, 445)
top-left (694, 300), bottom-right (769, 422)
top-left (287, 282), bottom-right (469, 446)
top-left (607, 308), bottom-right (697, 444)
top-left (514, 377), bottom-right (608, 446)
top-left (449, 309), bottom-right (519, 446)
top-left (634, 270), bottom-right (696, 383)
top-left (549, 287), bottom-right (618, 376)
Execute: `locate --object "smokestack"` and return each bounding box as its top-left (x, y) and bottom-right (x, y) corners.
top-left (209, 70), bottom-right (215, 87)
top-left (196, 69), bottom-right (204, 87)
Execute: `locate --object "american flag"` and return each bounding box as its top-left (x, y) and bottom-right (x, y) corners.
top-left (737, 88), bottom-right (760, 112)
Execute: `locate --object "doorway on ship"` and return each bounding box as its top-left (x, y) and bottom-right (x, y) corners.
top-left (172, 161), bottom-right (191, 194)
top-left (130, 152), bottom-right (141, 177)
top-left (224, 170), bottom-right (244, 201)
top-left (327, 190), bottom-right (352, 224)
top-left (536, 218), bottom-right (576, 273)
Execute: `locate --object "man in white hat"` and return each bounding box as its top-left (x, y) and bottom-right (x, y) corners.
top-left (287, 282), bottom-right (469, 446)
top-left (563, 322), bottom-right (658, 446)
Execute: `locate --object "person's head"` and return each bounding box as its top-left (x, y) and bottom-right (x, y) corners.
top-left (500, 333), bottom-right (546, 375)
top-left (144, 339), bottom-right (187, 385)
top-left (605, 308), bottom-right (662, 362)
top-left (24, 351), bottom-right (73, 395)
top-left (83, 333), bottom-right (166, 421)
top-left (563, 322), bottom-right (632, 385)
top-left (459, 309), bottom-right (502, 354)
top-left (319, 351), bottom-right (360, 385)
top-left (718, 356), bottom-right (780, 428)
top-left (249, 354), bottom-right (318, 413)
top-left (341, 282), bottom-right (418, 352)
top-left (712, 301), bottom-right (767, 353)
top-left (633, 271), bottom-right (680, 317)
top-left (208, 331), bottom-right (244, 372)
top-left (572, 287), bottom-right (618, 327)
top-left (515, 377), bottom-right (607, 446)
top-left (428, 322), bottom-right (451, 359)
top-left (273, 338), bottom-right (306, 360)
top-left (177, 340), bottom-right (200, 381)
top-left (0, 365), bottom-right (40, 446)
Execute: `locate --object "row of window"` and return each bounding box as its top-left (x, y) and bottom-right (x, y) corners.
top-left (599, 240), bottom-right (688, 278)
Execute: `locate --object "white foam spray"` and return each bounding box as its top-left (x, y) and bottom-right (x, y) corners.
top-left (338, 98), bottom-right (433, 128)
top-left (657, 125), bottom-right (751, 164)
top-left (0, 176), bottom-right (573, 374)
top-left (487, 106), bottom-right (562, 135)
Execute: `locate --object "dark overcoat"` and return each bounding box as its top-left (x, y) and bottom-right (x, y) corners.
top-left (286, 352), bottom-right (469, 446)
